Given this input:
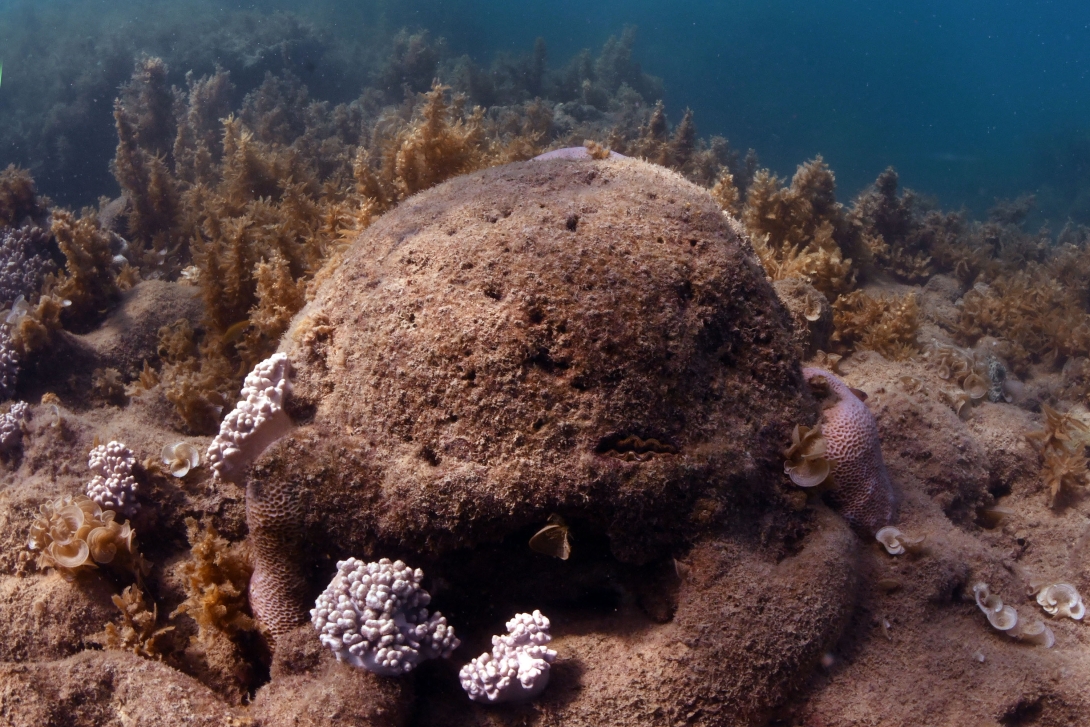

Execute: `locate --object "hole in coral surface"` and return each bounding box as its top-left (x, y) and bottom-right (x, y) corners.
top-left (527, 346), bottom-right (569, 373)
top-left (418, 445), bottom-right (441, 467)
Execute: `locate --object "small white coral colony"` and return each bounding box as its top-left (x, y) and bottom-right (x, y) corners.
top-left (311, 557), bottom-right (460, 676)
top-left (85, 440), bottom-right (138, 516)
top-left (27, 495), bottom-right (141, 581)
top-left (1032, 583), bottom-right (1085, 621)
top-left (0, 400), bottom-right (28, 451)
top-left (973, 582), bottom-right (1054, 648)
top-left (875, 526), bottom-right (925, 556)
top-left (207, 352), bottom-right (293, 482)
top-left (460, 610), bottom-right (557, 704)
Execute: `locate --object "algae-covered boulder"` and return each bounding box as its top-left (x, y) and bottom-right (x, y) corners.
top-left (268, 156), bottom-right (808, 561)
top-left (244, 156), bottom-right (857, 724)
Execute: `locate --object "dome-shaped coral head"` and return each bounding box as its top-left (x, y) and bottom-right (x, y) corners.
top-left (460, 610), bottom-right (557, 704)
top-left (801, 367), bottom-right (895, 535)
top-left (311, 557), bottom-right (460, 676)
top-left (207, 352), bottom-right (293, 483)
top-left (532, 143), bottom-right (625, 161)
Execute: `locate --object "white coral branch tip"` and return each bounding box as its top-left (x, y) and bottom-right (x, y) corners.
top-left (207, 352), bottom-right (293, 482)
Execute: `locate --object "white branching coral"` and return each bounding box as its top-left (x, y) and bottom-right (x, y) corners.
top-left (311, 557), bottom-right (460, 676)
top-left (86, 441), bottom-right (139, 516)
top-left (27, 495), bottom-right (146, 581)
top-left (460, 610), bottom-right (557, 704)
top-left (207, 352), bottom-right (293, 482)
top-left (1032, 583), bottom-right (1085, 621)
top-left (0, 400), bottom-right (28, 451)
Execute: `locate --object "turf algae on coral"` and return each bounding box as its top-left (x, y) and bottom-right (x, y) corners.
top-left (239, 154), bottom-right (860, 724)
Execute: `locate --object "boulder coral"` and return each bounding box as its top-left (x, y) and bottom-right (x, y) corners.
top-left (801, 366), bottom-right (896, 534)
top-left (240, 156), bottom-right (857, 723)
top-left (252, 154), bottom-right (808, 612)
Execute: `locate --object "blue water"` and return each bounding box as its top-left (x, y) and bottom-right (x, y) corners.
top-left (2, 0), bottom-right (1089, 220)
top-left (384, 0), bottom-right (1090, 219)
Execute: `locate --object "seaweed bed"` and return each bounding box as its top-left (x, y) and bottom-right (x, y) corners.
top-left (1, 19), bottom-right (1090, 727)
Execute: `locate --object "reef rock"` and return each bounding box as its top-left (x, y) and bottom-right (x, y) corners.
top-left (274, 155), bottom-right (807, 559)
top-left (0, 650), bottom-right (240, 726)
top-left (248, 156), bottom-right (855, 722)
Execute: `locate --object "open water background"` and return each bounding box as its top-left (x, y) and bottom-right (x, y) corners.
top-left (1, 0), bottom-right (1088, 220)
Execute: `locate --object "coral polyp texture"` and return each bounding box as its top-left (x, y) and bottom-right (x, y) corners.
top-left (0, 400), bottom-right (28, 451)
top-left (206, 352), bottom-right (293, 483)
top-left (0, 225), bottom-right (52, 308)
top-left (85, 440), bottom-right (139, 516)
top-left (311, 557), bottom-right (460, 676)
top-left (801, 366), bottom-right (895, 534)
top-left (459, 610), bottom-right (557, 704)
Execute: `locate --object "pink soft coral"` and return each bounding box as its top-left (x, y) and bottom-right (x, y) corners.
top-left (802, 366), bottom-right (895, 533)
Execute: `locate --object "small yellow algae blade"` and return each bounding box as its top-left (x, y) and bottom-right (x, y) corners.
top-left (222, 319), bottom-right (250, 343)
top-left (529, 515), bottom-right (571, 560)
